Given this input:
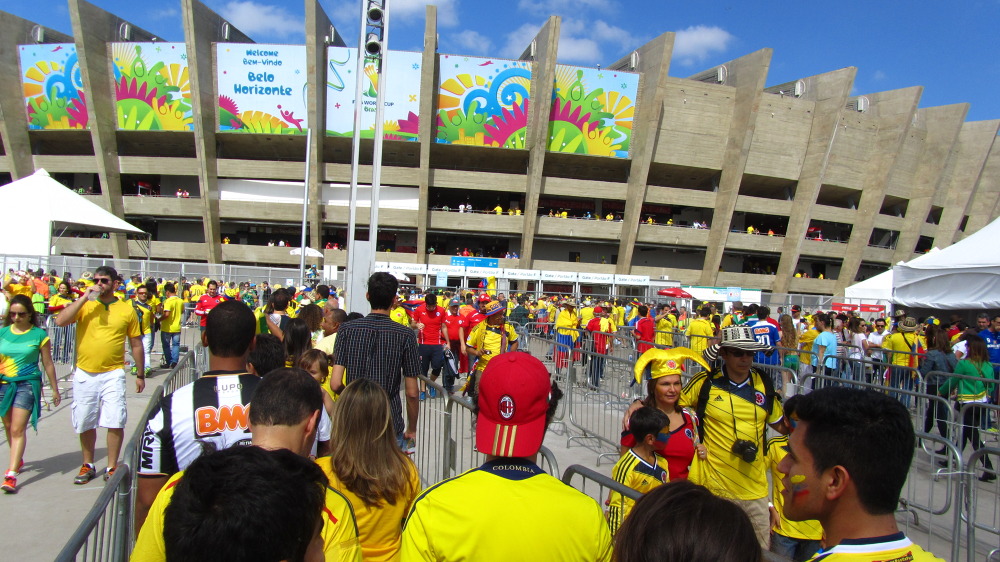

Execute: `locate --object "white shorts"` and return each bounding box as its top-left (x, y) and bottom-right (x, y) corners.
top-left (71, 367), bottom-right (127, 432)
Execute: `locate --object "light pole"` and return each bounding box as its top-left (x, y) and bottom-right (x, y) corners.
top-left (345, 0), bottom-right (388, 313)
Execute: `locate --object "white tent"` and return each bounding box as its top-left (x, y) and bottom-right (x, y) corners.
top-left (844, 268), bottom-right (893, 300)
top-left (0, 169), bottom-right (145, 256)
top-left (892, 216), bottom-right (1000, 309)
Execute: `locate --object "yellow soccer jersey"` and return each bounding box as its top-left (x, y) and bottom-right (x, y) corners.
top-left (390, 306), bottom-right (410, 327)
top-left (131, 469), bottom-right (362, 562)
top-left (655, 316), bottom-right (675, 347)
top-left (160, 296), bottom-right (184, 333)
top-left (884, 332), bottom-right (925, 368)
top-left (680, 369), bottom-right (783, 501)
top-left (766, 435), bottom-right (823, 541)
top-left (555, 309), bottom-right (580, 339)
top-left (607, 449), bottom-right (669, 535)
top-left (806, 533), bottom-right (944, 561)
top-left (579, 307), bottom-right (595, 327)
top-left (401, 458), bottom-right (612, 561)
top-left (685, 317), bottom-right (715, 355)
top-left (799, 327), bottom-right (820, 363)
top-left (466, 322), bottom-right (519, 372)
top-left (75, 299), bottom-right (141, 372)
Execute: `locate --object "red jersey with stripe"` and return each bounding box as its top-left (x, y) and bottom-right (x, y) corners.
top-left (414, 307), bottom-right (447, 345)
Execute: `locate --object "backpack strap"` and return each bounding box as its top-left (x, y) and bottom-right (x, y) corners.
top-left (694, 371), bottom-right (717, 443)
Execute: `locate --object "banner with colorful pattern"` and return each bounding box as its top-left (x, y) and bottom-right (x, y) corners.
top-left (111, 42), bottom-right (192, 131)
top-left (19, 43), bottom-right (88, 130)
top-left (436, 54), bottom-right (532, 149)
top-left (550, 65), bottom-right (639, 159)
top-left (216, 44), bottom-right (308, 134)
top-left (325, 48), bottom-right (421, 140)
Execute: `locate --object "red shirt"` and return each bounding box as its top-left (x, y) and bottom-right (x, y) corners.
top-left (444, 313), bottom-right (469, 342)
top-left (194, 294), bottom-right (225, 327)
top-left (414, 306), bottom-right (447, 345)
top-left (662, 411), bottom-right (698, 480)
top-left (586, 318), bottom-right (613, 354)
top-left (467, 312), bottom-right (485, 329)
top-left (634, 317), bottom-right (655, 353)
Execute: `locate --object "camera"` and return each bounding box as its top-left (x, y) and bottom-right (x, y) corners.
top-left (731, 439), bottom-right (758, 463)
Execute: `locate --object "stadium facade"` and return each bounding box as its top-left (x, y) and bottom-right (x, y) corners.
top-left (1, 0), bottom-right (998, 297)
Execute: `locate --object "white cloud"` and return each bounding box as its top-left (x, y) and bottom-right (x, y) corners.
top-left (151, 8), bottom-right (179, 19)
top-left (516, 0), bottom-right (613, 17)
top-left (500, 19), bottom-right (635, 65)
top-left (672, 25), bottom-right (734, 66)
top-left (390, 0), bottom-right (459, 27)
top-left (449, 30), bottom-right (494, 54)
top-left (219, 1), bottom-right (303, 38)
top-left (873, 70), bottom-right (886, 81)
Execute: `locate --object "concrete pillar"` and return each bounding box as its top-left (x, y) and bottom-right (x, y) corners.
top-left (415, 6), bottom-right (439, 259)
top-left (772, 67), bottom-right (855, 294)
top-left (614, 32), bottom-right (674, 274)
top-left (696, 49), bottom-right (772, 285)
top-left (305, 0), bottom-right (332, 251)
top-left (518, 16), bottom-right (560, 266)
top-left (832, 87), bottom-right (922, 294)
top-left (963, 141), bottom-right (1000, 236)
top-left (889, 104), bottom-right (968, 264)
top-left (0, 14), bottom-right (72, 179)
top-left (182, 0), bottom-right (251, 263)
top-left (932, 120), bottom-right (1000, 245)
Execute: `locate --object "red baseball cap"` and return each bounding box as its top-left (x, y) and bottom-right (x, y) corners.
top-left (476, 353), bottom-right (551, 457)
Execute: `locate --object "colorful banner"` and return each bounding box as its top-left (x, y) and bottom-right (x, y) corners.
top-left (111, 42), bottom-right (192, 131)
top-left (20, 44), bottom-right (88, 130)
top-left (436, 55), bottom-right (532, 148)
top-left (216, 44), bottom-right (307, 134)
top-left (549, 65), bottom-right (639, 158)
top-left (325, 48), bottom-right (421, 140)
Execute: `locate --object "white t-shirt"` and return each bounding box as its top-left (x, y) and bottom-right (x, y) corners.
top-left (867, 329), bottom-right (890, 361)
top-left (954, 340), bottom-right (968, 360)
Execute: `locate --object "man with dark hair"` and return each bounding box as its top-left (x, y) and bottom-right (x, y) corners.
top-left (136, 300), bottom-right (259, 531)
top-left (402, 353), bottom-right (611, 560)
top-left (778, 387), bottom-right (944, 561)
top-left (411, 292), bottom-right (449, 400)
top-left (133, 368), bottom-right (361, 561)
top-left (634, 304), bottom-right (655, 353)
top-left (158, 282), bottom-right (184, 368)
top-left (316, 307), bottom-right (349, 355)
top-left (193, 279), bottom-right (224, 331)
top-left (685, 305), bottom-right (716, 356)
top-left (332, 272), bottom-right (420, 447)
top-left (248, 333), bottom-right (286, 376)
top-left (56, 265), bottom-right (144, 485)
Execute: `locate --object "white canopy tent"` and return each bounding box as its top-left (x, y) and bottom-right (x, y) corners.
top-left (0, 169), bottom-right (146, 257)
top-left (892, 216), bottom-right (1000, 309)
top-left (844, 268), bottom-right (894, 301)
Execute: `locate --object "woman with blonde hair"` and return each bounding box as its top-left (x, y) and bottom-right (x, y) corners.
top-left (316, 378), bottom-right (420, 560)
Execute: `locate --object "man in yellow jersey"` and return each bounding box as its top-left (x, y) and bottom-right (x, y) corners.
top-left (132, 368), bottom-right (361, 562)
top-left (158, 283), bottom-right (184, 369)
top-left (778, 387), bottom-right (945, 561)
top-left (681, 326), bottom-right (786, 548)
top-left (685, 305), bottom-right (716, 355)
top-left (766, 405), bottom-right (822, 561)
top-left (654, 304), bottom-right (676, 347)
top-left (465, 301), bottom-right (519, 397)
top-left (882, 317), bottom-right (924, 408)
top-left (401, 353), bottom-right (612, 561)
top-left (56, 265), bottom-right (144, 485)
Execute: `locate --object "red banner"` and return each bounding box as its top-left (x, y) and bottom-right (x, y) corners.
top-left (831, 302), bottom-right (886, 313)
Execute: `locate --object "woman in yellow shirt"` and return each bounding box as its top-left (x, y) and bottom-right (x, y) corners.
top-left (317, 379), bottom-right (421, 561)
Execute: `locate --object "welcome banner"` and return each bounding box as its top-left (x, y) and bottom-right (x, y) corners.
top-left (216, 44), bottom-right (308, 134)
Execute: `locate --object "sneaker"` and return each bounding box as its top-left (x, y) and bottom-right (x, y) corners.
top-left (144, 367), bottom-right (153, 376)
top-left (980, 472), bottom-right (997, 482)
top-left (427, 387), bottom-right (437, 399)
top-left (169, 362), bottom-right (177, 369)
top-left (103, 466), bottom-right (116, 482)
top-left (130, 366), bottom-right (137, 376)
top-left (419, 391), bottom-right (426, 401)
top-left (74, 464), bottom-right (96, 485)
top-left (158, 361), bottom-right (170, 369)
top-left (1, 472), bottom-right (16, 493)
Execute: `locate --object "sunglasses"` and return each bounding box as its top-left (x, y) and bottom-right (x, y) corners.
top-left (9, 311), bottom-right (30, 318)
top-left (94, 278), bottom-right (113, 284)
top-left (723, 349), bottom-right (755, 358)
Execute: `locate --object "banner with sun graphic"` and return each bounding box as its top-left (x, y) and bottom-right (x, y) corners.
top-left (325, 48), bottom-right (421, 140)
top-left (549, 65), bottom-right (640, 159)
top-left (436, 55), bottom-right (532, 149)
top-left (216, 44), bottom-right (308, 135)
top-left (20, 44), bottom-right (88, 130)
top-left (111, 43), bottom-right (192, 131)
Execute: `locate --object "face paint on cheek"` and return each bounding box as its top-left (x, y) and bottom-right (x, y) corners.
top-left (790, 474), bottom-right (806, 484)
top-left (789, 474), bottom-right (809, 498)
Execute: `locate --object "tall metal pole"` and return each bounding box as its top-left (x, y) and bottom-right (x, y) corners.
top-left (369, 1), bottom-right (388, 266)
top-left (344, 0), bottom-right (370, 310)
top-left (299, 126), bottom-right (312, 283)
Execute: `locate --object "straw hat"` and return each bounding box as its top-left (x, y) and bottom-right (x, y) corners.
top-left (703, 325), bottom-right (772, 363)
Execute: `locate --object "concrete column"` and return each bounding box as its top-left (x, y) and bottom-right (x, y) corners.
top-left (69, 0), bottom-right (157, 259)
top-left (0, 14), bottom-right (72, 179)
top-left (305, 0), bottom-right (332, 251)
top-left (832, 87), bottom-right (922, 294)
top-left (696, 49), bottom-right (772, 285)
top-left (182, 0), bottom-right (251, 263)
top-left (518, 16), bottom-right (560, 266)
top-left (772, 67), bottom-right (855, 294)
top-left (963, 141), bottom-right (1000, 236)
top-left (932, 120), bottom-right (1000, 245)
top-left (614, 33), bottom-right (674, 274)
top-left (889, 104), bottom-right (968, 264)
top-left (415, 6), bottom-right (439, 259)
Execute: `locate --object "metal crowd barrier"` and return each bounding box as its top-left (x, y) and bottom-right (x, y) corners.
top-left (56, 350), bottom-right (199, 561)
top-left (46, 316), bottom-right (77, 364)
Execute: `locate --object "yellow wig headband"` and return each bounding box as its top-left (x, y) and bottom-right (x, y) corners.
top-left (633, 347), bottom-right (710, 386)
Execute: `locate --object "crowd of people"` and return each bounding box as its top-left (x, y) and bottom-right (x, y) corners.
top-left (0, 265), bottom-right (985, 560)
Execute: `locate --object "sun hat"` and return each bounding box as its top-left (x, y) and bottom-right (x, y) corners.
top-left (593, 306), bottom-right (604, 314)
top-left (703, 325), bottom-right (772, 363)
top-left (633, 347), bottom-right (710, 386)
top-left (898, 317), bottom-right (918, 332)
top-left (448, 298), bottom-right (460, 307)
top-left (481, 300), bottom-right (505, 316)
top-left (476, 353), bottom-right (551, 457)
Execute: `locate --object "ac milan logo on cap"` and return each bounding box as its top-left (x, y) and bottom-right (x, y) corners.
top-left (755, 391), bottom-right (765, 406)
top-left (499, 395), bottom-right (515, 420)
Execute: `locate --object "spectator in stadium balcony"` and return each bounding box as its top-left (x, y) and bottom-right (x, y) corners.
top-left (134, 369), bottom-right (362, 561)
top-left (0, 295), bottom-right (62, 494)
top-left (614, 480), bottom-right (762, 562)
top-left (56, 266), bottom-right (144, 486)
top-left (317, 378), bottom-right (420, 561)
top-left (331, 272), bottom-right (420, 450)
top-left (401, 353), bottom-right (611, 560)
top-left (778, 387), bottom-right (945, 561)
top-left (135, 300), bottom-right (259, 532)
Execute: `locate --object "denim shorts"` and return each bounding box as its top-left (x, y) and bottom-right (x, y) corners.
top-left (0, 380), bottom-right (36, 412)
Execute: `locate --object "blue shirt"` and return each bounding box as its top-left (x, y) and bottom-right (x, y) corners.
top-left (812, 331), bottom-right (838, 369)
top-left (750, 320), bottom-right (780, 365)
top-left (979, 329), bottom-right (1000, 366)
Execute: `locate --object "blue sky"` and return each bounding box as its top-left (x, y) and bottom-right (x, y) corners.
top-left (6, 0), bottom-right (999, 122)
